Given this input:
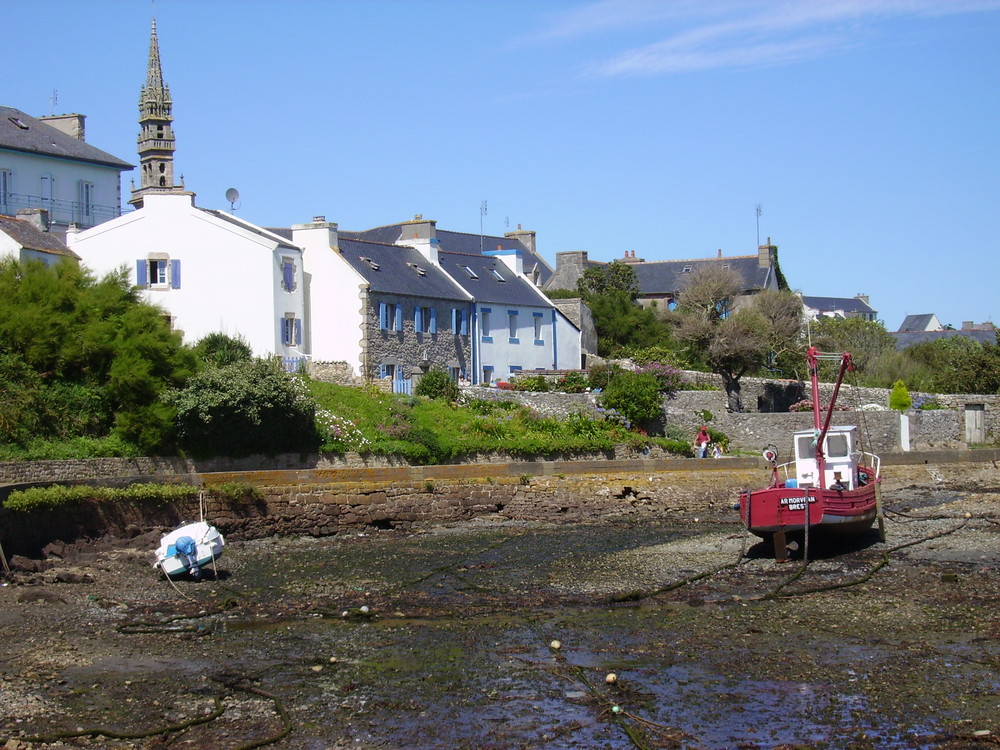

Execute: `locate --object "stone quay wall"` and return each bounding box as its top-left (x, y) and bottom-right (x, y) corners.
top-left (2, 450), bottom-right (998, 560)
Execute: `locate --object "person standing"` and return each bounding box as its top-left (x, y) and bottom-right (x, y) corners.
top-left (695, 426), bottom-right (710, 459)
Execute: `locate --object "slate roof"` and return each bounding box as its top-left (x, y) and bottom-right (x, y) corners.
top-left (338, 238), bottom-right (469, 301)
top-left (897, 313), bottom-right (938, 332)
top-left (0, 106), bottom-right (133, 169)
top-left (438, 250), bottom-right (550, 306)
top-left (630, 255), bottom-right (775, 296)
top-left (802, 295), bottom-right (877, 316)
top-left (344, 223), bottom-right (554, 287)
top-left (891, 330), bottom-right (997, 350)
top-left (0, 213), bottom-right (80, 259)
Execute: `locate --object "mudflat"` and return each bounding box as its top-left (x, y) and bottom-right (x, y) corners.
top-left (2, 481), bottom-right (998, 749)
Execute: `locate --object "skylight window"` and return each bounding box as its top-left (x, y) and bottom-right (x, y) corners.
top-left (682, 265), bottom-right (692, 273)
top-left (361, 257), bottom-right (380, 270)
top-left (490, 269), bottom-right (506, 282)
top-left (8, 117), bottom-right (28, 130)
top-left (408, 262), bottom-right (427, 276)
top-left (462, 265), bottom-right (479, 279)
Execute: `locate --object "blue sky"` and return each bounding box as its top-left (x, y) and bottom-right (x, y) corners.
top-left (9, 0), bottom-right (1000, 330)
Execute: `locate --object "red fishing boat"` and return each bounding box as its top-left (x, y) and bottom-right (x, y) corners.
top-left (738, 347), bottom-right (884, 560)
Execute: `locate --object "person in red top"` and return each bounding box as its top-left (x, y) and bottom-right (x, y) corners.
top-left (695, 426), bottom-right (710, 459)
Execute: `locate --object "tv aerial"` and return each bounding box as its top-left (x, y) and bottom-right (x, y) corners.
top-left (225, 187), bottom-right (241, 212)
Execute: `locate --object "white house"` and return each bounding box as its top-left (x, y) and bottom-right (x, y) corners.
top-left (1, 106), bottom-right (132, 237)
top-left (67, 192), bottom-right (306, 361)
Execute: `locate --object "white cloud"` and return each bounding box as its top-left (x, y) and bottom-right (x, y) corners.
top-left (527, 0), bottom-right (1000, 77)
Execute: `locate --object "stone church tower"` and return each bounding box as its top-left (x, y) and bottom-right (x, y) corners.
top-left (129, 19), bottom-right (186, 207)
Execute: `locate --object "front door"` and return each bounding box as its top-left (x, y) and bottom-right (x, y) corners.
top-left (964, 404), bottom-right (985, 444)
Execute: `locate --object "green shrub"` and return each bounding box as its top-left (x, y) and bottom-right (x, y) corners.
top-left (598, 371), bottom-right (663, 430)
top-left (414, 368), bottom-right (460, 401)
top-left (587, 363), bottom-right (621, 391)
top-left (168, 359), bottom-right (318, 458)
top-left (511, 374), bottom-right (549, 392)
top-left (554, 372), bottom-right (589, 393)
top-left (889, 379), bottom-right (912, 412)
top-left (194, 332), bottom-right (253, 367)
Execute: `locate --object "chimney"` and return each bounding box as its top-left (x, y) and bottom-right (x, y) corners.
top-left (487, 246), bottom-right (524, 276)
top-left (717, 249), bottom-right (722, 258)
top-left (398, 216), bottom-right (439, 264)
top-left (16, 207), bottom-right (50, 231)
top-left (758, 237), bottom-right (776, 268)
top-left (504, 226), bottom-right (536, 254)
top-left (854, 293), bottom-right (869, 306)
top-left (292, 216), bottom-right (339, 255)
top-left (39, 113), bottom-right (87, 140)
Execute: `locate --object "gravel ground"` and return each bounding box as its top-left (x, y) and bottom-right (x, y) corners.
top-left (1, 481), bottom-right (999, 750)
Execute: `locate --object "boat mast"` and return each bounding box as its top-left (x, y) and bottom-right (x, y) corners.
top-left (807, 346), bottom-right (854, 484)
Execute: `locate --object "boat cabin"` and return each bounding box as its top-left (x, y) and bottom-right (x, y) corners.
top-left (792, 425), bottom-right (860, 490)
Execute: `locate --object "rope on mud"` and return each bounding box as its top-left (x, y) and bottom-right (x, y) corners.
top-left (763, 518), bottom-right (970, 600)
top-left (15, 696), bottom-right (224, 744)
top-left (401, 533), bottom-right (521, 589)
top-left (117, 601), bottom-right (237, 634)
top-left (209, 676), bottom-right (293, 750)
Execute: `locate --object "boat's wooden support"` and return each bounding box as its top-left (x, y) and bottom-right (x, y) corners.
top-left (875, 483), bottom-right (886, 542)
top-left (773, 530), bottom-right (789, 563)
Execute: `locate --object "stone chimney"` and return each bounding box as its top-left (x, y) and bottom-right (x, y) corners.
top-left (621, 250), bottom-right (645, 264)
top-left (39, 113), bottom-right (86, 140)
top-left (758, 237), bottom-right (776, 268)
top-left (854, 293), bottom-right (870, 306)
top-left (292, 216), bottom-right (338, 255)
top-left (16, 207), bottom-right (50, 231)
top-left (504, 224), bottom-right (536, 254)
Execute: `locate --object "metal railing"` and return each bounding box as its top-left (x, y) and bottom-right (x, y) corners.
top-left (0, 192), bottom-right (124, 227)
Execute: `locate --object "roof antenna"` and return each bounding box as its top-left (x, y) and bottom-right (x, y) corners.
top-left (226, 187), bottom-right (241, 212)
top-left (49, 89), bottom-right (58, 115)
top-left (479, 200), bottom-right (487, 253)
top-left (756, 203), bottom-right (763, 247)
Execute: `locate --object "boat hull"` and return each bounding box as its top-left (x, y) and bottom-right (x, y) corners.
top-left (739, 479), bottom-right (879, 538)
top-left (154, 521), bottom-right (224, 579)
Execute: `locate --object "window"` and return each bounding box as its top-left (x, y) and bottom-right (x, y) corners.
top-left (281, 315), bottom-right (302, 346)
top-left (78, 181), bottom-right (94, 219)
top-left (533, 312), bottom-right (544, 344)
top-left (448, 366), bottom-right (462, 382)
top-left (508, 310), bottom-right (519, 344)
top-left (682, 265), bottom-right (692, 273)
top-left (509, 365), bottom-right (522, 375)
top-left (451, 308), bottom-right (468, 335)
top-left (462, 265), bottom-right (479, 279)
top-left (415, 306), bottom-right (432, 333)
top-left (379, 302), bottom-right (403, 331)
top-left (0, 169), bottom-right (11, 214)
top-left (482, 366), bottom-right (494, 385)
top-left (281, 257), bottom-right (297, 292)
top-left (490, 269), bottom-right (506, 282)
top-left (362, 257), bottom-right (380, 271)
top-left (480, 308), bottom-right (492, 342)
top-left (379, 363), bottom-right (397, 380)
top-left (136, 257), bottom-right (180, 289)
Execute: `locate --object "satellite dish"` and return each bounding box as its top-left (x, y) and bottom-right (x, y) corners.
top-left (225, 188), bottom-right (241, 211)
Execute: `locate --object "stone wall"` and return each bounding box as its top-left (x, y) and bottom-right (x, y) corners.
top-left (308, 360), bottom-right (362, 385)
top-left (3, 452), bottom-right (997, 559)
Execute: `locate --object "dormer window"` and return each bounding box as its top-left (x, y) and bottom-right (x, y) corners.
top-left (408, 263), bottom-right (427, 276)
top-left (490, 269), bottom-right (506, 282)
top-left (362, 257), bottom-right (380, 271)
top-left (462, 265), bottom-right (479, 279)
top-left (682, 265), bottom-right (692, 273)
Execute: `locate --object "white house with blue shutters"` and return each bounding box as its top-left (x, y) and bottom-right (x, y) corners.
top-left (67, 192), bottom-right (307, 362)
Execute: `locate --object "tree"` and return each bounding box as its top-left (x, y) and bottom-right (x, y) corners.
top-left (671, 267), bottom-right (801, 412)
top-left (576, 261), bottom-right (639, 300)
top-left (0, 259), bottom-right (195, 451)
top-left (808, 317), bottom-right (896, 382)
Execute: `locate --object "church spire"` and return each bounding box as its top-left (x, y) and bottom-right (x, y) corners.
top-left (130, 17), bottom-right (184, 208)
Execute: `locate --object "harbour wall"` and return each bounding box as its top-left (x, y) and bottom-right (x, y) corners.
top-left (2, 450), bottom-right (997, 559)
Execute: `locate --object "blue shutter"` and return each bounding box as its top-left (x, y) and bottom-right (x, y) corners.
top-left (429, 308), bottom-right (437, 334)
top-left (395, 304), bottom-right (403, 331)
top-left (294, 318), bottom-right (302, 345)
top-left (136, 260), bottom-right (147, 287)
top-left (379, 302), bottom-right (388, 330)
top-left (170, 259), bottom-right (181, 289)
top-left (379, 364), bottom-right (387, 379)
top-left (414, 307), bottom-right (423, 333)
top-left (461, 309), bottom-right (468, 335)
top-left (451, 309), bottom-right (458, 333)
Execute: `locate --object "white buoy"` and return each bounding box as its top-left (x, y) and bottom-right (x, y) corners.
top-left (605, 673), bottom-right (618, 684)
top-left (550, 640), bottom-right (562, 650)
